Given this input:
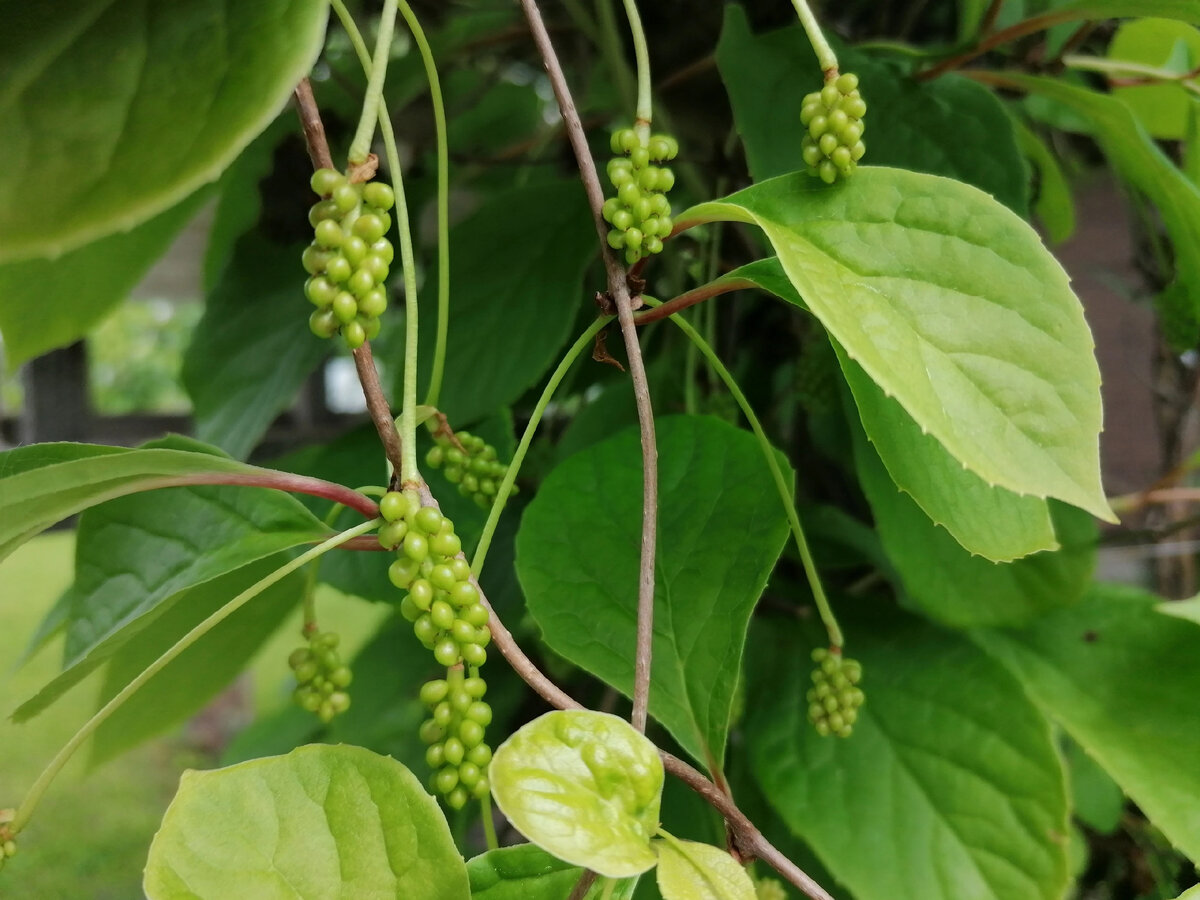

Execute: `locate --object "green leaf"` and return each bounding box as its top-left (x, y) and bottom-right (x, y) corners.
top-left (0, 191), bottom-right (207, 368)
top-left (0, 441), bottom-right (299, 563)
top-left (716, 7), bottom-right (1029, 215)
top-left (839, 346), bottom-right (1059, 561)
top-left (516, 416), bottom-right (791, 769)
top-left (90, 555), bottom-right (300, 764)
top-left (746, 613), bottom-right (1070, 900)
top-left (1012, 117), bottom-right (1076, 244)
top-left (144, 744), bottom-right (469, 899)
top-left (490, 710), bottom-right (663, 878)
top-left (855, 425), bottom-right (1096, 627)
top-left (1158, 595), bottom-right (1200, 624)
top-left (1109, 18), bottom-right (1200, 139)
top-left (183, 234), bottom-right (329, 460)
top-left (1001, 74), bottom-right (1200, 325)
top-left (975, 582), bottom-right (1200, 862)
top-left (1173, 886), bottom-right (1200, 900)
top-left (680, 167), bottom-right (1112, 522)
top-left (653, 837), bottom-right (756, 900)
top-left (467, 844), bottom-right (582, 899)
top-left (1047, 1), bottom-right (1200, 28)
top-left (0, 0), bottom-right (330, 262)
top-left (412, 180), bottom-right (597, 425)
top-left (1063, 737), bottom-right (1125, 834)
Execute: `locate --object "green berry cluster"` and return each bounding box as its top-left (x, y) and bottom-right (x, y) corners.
top-left (807, 648), bottom-right (864, 738)
top-left (0, 815), bottom-right (15, 874)
top-left (602, 128), bottom-right (678, 266)
top-left (425, 430), bottom-right (516, 509)
top-left (800, 73), bottom-right (867, 184)
top-left (303, 168), bottom-right (396, 349)
top-left (418, 666), bottom-right (493, 809)
top-left (288, 630), bottom-right (353, 723)
top-left (379, 488), bottom-right (494, 806)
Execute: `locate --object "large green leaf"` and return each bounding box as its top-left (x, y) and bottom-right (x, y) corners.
top-left (411, 179), bottom-right (597, 425)
top-left (0, 191), bottom-right (208, 368)
top-left (717, 7), bottom-right (1029, 215)
top-left (90, 555), bottom-right (301, 764)
top-left (467, 844), bottom-right (582, 899)
top-left (975, 583), bottom-right (1200, 862)
top-left (1001, 74), bottom-right (1200, 323)
top-left (144, 744), bottom-right (469, 899)
top-left (516, 416), bottom-right (791, 769)
top-left (653, 838), bottom-right (756, 900)
top-left (839, 346), bottom-right (1058, 561)
top-left (0, 0), bottom-right (329, 262)
top-left (0, 442), bottom-right (303, 563)
top-left (680, 168), bottom-right (1111, 522)
top-left (183, 234), bottom-right (329, 460)
top-left (489, 710), bottom-right (663, 878)
top-left (854, 423), bottom-right (1096, 627)
top-left (746, 613), bottom-right (1069, 900)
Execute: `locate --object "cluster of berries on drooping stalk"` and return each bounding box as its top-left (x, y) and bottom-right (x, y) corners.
top-left (602, 128), bottom-right (678, 266)
top-left (425, 428), bottom-right (517, 510)
top-left (0, 812), bottom-right (15, 874)
top-left (302, 168), bottom-right (396, 349)
top-left (807, 647), bottom-right (864, 737)
top-left (378, 488), bottom-right (493, 808)
top-left (800, 72), bottom-right (867, 184)
top-left (288, 629), bottom-right (353, 723)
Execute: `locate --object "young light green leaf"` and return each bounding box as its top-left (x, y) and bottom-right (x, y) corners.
top-left (0, 191), bottom-right (207, 368)
top-left (467, 844), bottom-right (582, 899)
top-left (1173, 886), bottom-right (1200, 900)
top-left (654, 837), bottom-right (756, 900)
top-left (516, 416), bottom-right (791, 769)
top-left (0, 0), bottom-right (329, 262)
top-left (975, 583), bottom-right (1200, 862)
top-left (1001, 74), bottom-right (1200, 325)
top-left (854, 424), bottom-right (1096, 627)
top-left (1158, 595), bottom-right (1200, 625)
top-left (183, 234), bottom-right (330, 460)
top-left (0, 442), bottom-right (306, 563)
top-left (680, 167), bottom-right (1112, 522)
top-left (489, 710), bottom-right (664, 878)
top-left (746, 613), bottom-right (1070, 900)
top-left (717, 7), bottom-right (1029, 215)
top-left (144, 744), bottom-right (469, 900)
top-left (1013, 117), bottom-right (1077, 244)
top-left (1108, 18), bottom-right (1200, 139)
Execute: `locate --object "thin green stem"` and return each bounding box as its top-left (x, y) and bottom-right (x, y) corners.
top-left (398, 1), bottom-right (452, 410)
top-left (601, 877), bottom-right (617, 900)
top-left (348, 0), bottom-right (399, 164)
top-left (647, 298), bottom-right (843, 647)
top-left (1063, 54), bottom-right (1200, 95)
top-left (480, 793), bottom-right (500, 851)
top-left (620, 0), bottom-right (652, 136)
top-left (596, 0), bottom-right (637, 112)
top-left (791, 0), bottom-right (839, 75)
top-left (10, 518), bottom-right (383, 835)
top-left (332, 0), bottom-right (422, 481)
top-left (471, 316), bottom-right (612, 577)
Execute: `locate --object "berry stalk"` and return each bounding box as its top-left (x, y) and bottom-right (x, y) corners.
top-left (620, 0), bottom-right (653, 138)
top-left (645, 297), bottom-right (845, 648)
top-left (347, 0), bottom-right (399, 165)
top-left (9, 518), bottom-right (383, 836)
top-left (790, 0), bottom-right (839, 75)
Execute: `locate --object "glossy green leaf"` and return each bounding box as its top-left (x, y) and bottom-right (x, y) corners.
top-left (467, 844), bottom-right (582, 899)
top-left (1003, 74), bottom-right (1200, 324)
top-left (0, 441), bottom-right (299, 563)
top-left (681, 168), bottom-right (1112, 522)
top-left (1013, 118), bottom-right (1076, 244)
top-left (1109, 18), bottom-right (1200, 139)
top-left (516, 416), bottom-right (791, 768)
top-left (0, 0), bottom-right (330, 262)
top-left (975, 583), bottom-right (1200, 862)
top-left (183, 234), bottom-right (329, 460)
top-left (653, 838), bottom-right (756, 900)
top-left (489, 710), bottom-right (663, 878)
top-left (91, 555), bottom-right (300, 764)
top-left (0, 191), bottom-right (206, 368)
top-left (144, 744), bottom-right (469, 899)
top-left (855, 425), bottom-right (1096, 627)
top-left (411, 180), bottom-right (596, 425)
top-left (840, 346), bottom-right (1058, 561)
top-left (717, 7), bottom-right (1029, 215)
top-left (746, 613), bottom-right (1070, 900)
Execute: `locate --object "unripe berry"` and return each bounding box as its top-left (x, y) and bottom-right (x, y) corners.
top-left (311, 168), bottom-right (344, 196)
top-left (332, 183), bottom-right (359, 213)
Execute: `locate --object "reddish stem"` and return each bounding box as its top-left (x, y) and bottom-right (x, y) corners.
top-left (633, 279), bottom-right (756, 325)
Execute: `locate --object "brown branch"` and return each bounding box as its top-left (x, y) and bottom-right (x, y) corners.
top-left (978, 0), bottom-right (1005, 35)
top-left (567, 870), bottom-right (599, 900)
top-left (633, 279), bottom-right (756, 326)
top-left (1111, 488), bottom-right (1200, 516)
top-left (517, 0), bottom-right (659, 736)
top-left (293, 79), bottom-right (334, 171)
top-left (917, 9), bottom-right (1087, 81)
